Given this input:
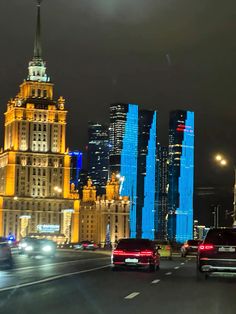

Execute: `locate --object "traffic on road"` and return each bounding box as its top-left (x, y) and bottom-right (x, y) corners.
top-left (0, 229), bottom-right (236, 314)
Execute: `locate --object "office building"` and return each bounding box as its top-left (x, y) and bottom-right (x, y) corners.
top-left (156, 146), bottom-right (168, 240)
top-left (167, 110), bottom-right (194, 242)
top-left (109, 104), bottom-right (158, 239)
top-left (69, 151), bottom-right (83, 191)
top-left (87, 122), bottom-right (109, 195)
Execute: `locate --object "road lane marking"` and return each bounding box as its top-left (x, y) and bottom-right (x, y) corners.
top-left (124, 292), bottom-right (140, 299)
top-left (0, 265), bottom-right (110, 293)
top-left (174, 266), bottom-right (180, 270)
top-left (165, 272), bottom-right (172, 275)
top-left (181, 262), bottom-right (185, 265)
top-left (13, 257), bottom-right (109, 272)
top-left (151, 279), bottom-right (160, 284)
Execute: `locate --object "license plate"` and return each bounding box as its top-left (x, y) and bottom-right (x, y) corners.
top-left (125, 258), bottom-right (138, 264)
top-left (218, 247), bottom-right (235, 252)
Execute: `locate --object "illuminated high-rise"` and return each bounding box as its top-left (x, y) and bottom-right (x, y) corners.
top-left (156, 145), bottom-right (168, 240)
top-left (87, 122), bottom-right (109, 195)
top-left (109, 104), bottom-right (158, 239)
top-left (167, 110), bottom-right (194, 242)
top-left (0, 1), bottom-right (79, 242)
top-left (69, 151), bottom-right (83, 191)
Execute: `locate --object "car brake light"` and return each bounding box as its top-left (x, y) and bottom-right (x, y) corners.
top-left (113, 249), bottom-right (124, 255)
top-left (198, 244), bottom-right (215, 251)
top-left (83, 243), bottom-right (88, 247)
top-left (140, 250), bottom-right (153, 256)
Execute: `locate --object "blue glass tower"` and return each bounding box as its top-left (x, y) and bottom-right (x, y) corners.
top-left (167, 110), bottom-right (194, 243)
top-left (109, 104), bottom-right (158, 239)
top-left (69, 151), bottom-right (83, 190)
top-left (140, 111), bottom-right (157, 240)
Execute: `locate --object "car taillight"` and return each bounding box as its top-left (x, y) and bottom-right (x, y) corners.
top-left (184, 244), bottom-right (189, 248)
top-left (198, 244), bottom-right (215, 251)
top-left (83, 243), bottom-right (88, 247)
top-left (113, 249), bottom-right (124, 256)
top-left (166, 245), bottom-right (171, 250)
top-left (140, 250), bottom-right (153, 256)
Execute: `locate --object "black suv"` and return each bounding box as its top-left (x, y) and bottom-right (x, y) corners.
top-left (197, 228), bottom-right (236, 278)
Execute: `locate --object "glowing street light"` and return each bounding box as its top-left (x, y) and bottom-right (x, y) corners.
top-left (220, 159), bottom-right (227, 166)
top-left (215, 154), bottom-right (222, 161)
top-left (214, 153), bottom-right (236, 226)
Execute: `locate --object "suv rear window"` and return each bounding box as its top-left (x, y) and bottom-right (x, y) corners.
top-left (205, 229), bottom-right (236, 245)
top-left (117, 239), bottom-right (152, 250)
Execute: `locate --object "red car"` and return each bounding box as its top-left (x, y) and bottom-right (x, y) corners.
top-left (111, 238), bottom-right (160, 272)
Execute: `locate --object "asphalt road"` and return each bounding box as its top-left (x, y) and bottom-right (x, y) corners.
top-left (0, 250), bottom-right (236, 314)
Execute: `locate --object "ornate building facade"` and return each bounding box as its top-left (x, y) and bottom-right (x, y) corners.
top-left (0, 1), bottom-right (79, 242)
top-left (79, 175), bottom-right (130, 245)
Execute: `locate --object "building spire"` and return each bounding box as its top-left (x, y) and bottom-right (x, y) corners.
top-left (28, 0), bottom-right (49, 82)
top-left (34, 0), bottom-right (42, 59)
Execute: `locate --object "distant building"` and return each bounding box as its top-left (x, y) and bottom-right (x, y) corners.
top-left (109, 104), bottom-right (158, 239)
top-left (167, 110), bottom-right (194, 242)
top-left (156, 146), bottom-right (168, 241)
top-left (69, 151), bottom-right (82, 191)
top-left (79, 175), bottom-right (130, 245)
top-left (87, 122), bottom-right (109, 195)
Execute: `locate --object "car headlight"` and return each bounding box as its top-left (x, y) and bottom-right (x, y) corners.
top-left (21, 243), bottom-right (27, 248)
top-left (42, 245), bottom-right (52, 252)
top-left (25, 245), bottom-right (33, 251)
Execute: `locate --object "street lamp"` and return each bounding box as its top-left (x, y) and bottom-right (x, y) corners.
top-left (214, 153), bottom-right (236, 226)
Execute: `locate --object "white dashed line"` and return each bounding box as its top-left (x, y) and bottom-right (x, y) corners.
top-left (124, 292), bottom-right (140, 299)
top-left (165, 272), bottom-right (172, 276)
top-left (0, 265), bottom-right (110, 293)
top-left (151, 279), bottom-right (160, 284)
top-left (174, 266), bottom-right (180, 270)
top-left (181, 262), bottom-right (185, 265)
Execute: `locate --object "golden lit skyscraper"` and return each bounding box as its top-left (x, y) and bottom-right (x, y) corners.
top-left (0, 1), bottom-right (79, 242)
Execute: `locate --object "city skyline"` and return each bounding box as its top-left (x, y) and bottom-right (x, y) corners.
top-left (0, 1), bottom-right (235, 226)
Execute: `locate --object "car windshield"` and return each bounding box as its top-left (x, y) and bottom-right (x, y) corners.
top-left (205, 229), bottom-right (236, 245)
top-left (117, 239), bottom-right (152, 250)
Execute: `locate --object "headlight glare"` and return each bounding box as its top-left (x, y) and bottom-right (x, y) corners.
top-left (42, 245), bottom-right (52, 252)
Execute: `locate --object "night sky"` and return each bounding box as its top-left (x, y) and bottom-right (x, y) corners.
top-left (0, 0), bottom-right (235, 226)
